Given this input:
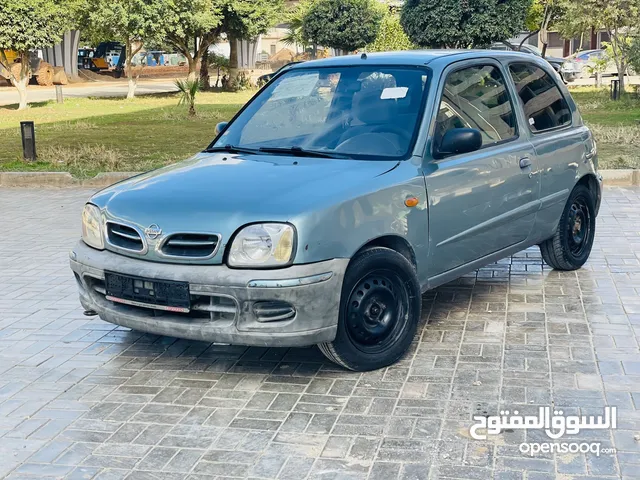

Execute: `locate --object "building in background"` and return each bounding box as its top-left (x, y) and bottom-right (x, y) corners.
top-left (512, 28), bottom-right (610, 59)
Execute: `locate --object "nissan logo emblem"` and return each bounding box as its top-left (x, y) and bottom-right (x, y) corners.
top-left (144, 224), bottom-right (162, 239)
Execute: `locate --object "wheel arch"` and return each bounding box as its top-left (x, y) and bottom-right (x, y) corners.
top-left (576, 173), bottom-right (602, 215)
top-left (351, 235), bottom-right (418, 270)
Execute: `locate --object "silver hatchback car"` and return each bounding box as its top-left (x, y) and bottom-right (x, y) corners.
top-left (70, 50), bottom-right (601, 371)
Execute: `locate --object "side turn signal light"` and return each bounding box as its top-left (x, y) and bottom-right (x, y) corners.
top-left (404, 197), bottom-right (419, 208)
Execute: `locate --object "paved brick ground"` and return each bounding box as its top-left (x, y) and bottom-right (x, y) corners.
top-left (0, 187), bottom-right (639, 480)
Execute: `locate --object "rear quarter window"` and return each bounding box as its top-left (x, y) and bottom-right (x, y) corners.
top-left (508, 63), bottom-right (572, 133)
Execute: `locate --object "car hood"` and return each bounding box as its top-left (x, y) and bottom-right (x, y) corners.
top-left (545, 56), bottom-right (564, 64)
top-left (91, 151), bottom-right (399, 237)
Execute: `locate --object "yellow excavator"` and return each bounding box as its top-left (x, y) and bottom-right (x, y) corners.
top-left (1, 49), bottom-right (58, 86)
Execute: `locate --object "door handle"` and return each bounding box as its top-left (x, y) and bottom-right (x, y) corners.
top-left (519, 157), bottom-right (532, 169)
top-left (585, 148), bottom-right (596, 160)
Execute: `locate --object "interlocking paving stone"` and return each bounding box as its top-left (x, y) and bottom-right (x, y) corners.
top-left (1, 186), bottom-right (639, 479)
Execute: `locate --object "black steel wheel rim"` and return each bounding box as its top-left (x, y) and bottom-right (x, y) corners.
top-left (345, 269), bottom-right (410, 353)
top-left (566, 194), bottom-right (592, 257)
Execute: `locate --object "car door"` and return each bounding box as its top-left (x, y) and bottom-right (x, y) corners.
top-left (423, 59), bottom-right (540, 278)
top-left (507, 61), bottom-right (588, 243)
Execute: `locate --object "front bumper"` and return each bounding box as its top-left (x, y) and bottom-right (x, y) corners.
top-left (70, 241), bottom-right (348, 347)
top-left (560, 66), bottom-right (582, 81)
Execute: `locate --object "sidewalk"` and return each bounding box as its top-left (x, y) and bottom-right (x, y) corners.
top-left (0, 78), bottom-right (179, 107)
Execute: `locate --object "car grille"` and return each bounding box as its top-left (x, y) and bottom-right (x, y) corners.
top-left (106, 222), bottom-right (144, 252)
top-left (160, 233), bottom-right (220, 258)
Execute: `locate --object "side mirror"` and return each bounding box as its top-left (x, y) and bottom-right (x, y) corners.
top-left (435, 128), bottom-right (482, 159)
top-left (215, 121), bottom-right (228, 136)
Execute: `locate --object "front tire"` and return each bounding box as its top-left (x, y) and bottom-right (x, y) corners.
top-left (540, 184), bottom-right (596, 271)
top-left (318, 247), bottom-right (421, 371)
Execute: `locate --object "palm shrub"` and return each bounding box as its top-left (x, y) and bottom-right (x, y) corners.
top-left (175, 78), bottom-right (200, 116)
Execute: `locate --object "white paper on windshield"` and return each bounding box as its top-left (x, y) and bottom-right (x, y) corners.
top-left (380, 86), bottom-right (408, 100)
top-left (271, 73), bottom-right (319, 100)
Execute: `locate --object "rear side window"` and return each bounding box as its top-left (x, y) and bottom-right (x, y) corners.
top-left (434, 65), bottom-right (517, 149)
top-left (508, 63), bottom-right (571, 133)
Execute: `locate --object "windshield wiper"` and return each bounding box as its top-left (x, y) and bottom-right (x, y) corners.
top-left (258, 146), bottom-right (350, 159)
top-left (205, 144), bottom-right (259, 155)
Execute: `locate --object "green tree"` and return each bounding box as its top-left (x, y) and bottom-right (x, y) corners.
top-left (222, 0), bottom-right (284, 80)
top-left (554, 0), bottom-right (592, 49)
top-left (557, 0), bottom-right (640, 93)
top-left (302, 0), bottom-right (383, 55)
top-left (194, 0), bottom-right (282, 89)
top-left (89, 0), bottom-right (171, 99)
top-left (282, 0), bottom-right (315, 55)
top-left (0, 0), bottom-right (72, 109)
top-left (164, 0), bottom-right (223, 81)
top-left (523, 0), bottom-right (565, 56)
top-left (401, 0), bottom-right (532, 49)
top-left (367, 10), bottom-right (414, 52)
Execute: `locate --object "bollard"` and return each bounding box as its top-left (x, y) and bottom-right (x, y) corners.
top-left (55, 84), bottom-right (63, 104)
top-left (20, 121), bottom-right (36, 161)
top-left (610, 79), bottom-right (620, 100)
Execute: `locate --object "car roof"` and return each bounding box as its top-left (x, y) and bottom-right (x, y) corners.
top-left (290, 49), bottom-right (545, 69)
top-left (574, 49), bottom-right (602, 56)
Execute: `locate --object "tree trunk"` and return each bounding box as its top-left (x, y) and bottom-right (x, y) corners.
top-left (618, 64), bottom-right (626, 94)
top-left (126, 41), bottom-right (137, 99)
top-left (595, 72), bottom-right (602, 88)
top-left (189, 103), bottom-right (196, 117)
top-left (127, 76), bottom-right (138, 99)
top-left (200, 50), bottom-right (210, 90)
top-left (15, 53), bottom-right (30, 110)
top-left (228, 36), bottom-right (239, 85)
top-left (539, 4), bottom-right (552, 59)
top-left (187, 56), bottom-right (199, 81)
top-left (15, 75), bottom-right (29, 110)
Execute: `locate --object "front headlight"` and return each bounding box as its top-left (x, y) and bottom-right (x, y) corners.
top-left (81, 203), bottom-right (104, 250)
top-left (228, 223), bottom-right (295, 268)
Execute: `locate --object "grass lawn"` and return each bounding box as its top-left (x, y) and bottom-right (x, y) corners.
top-left (0, 87), bottom-right (638, 177)
top-left (571, 88), bottom-right (640, 169)
top-left (0, 91), bottom-right (254, 177)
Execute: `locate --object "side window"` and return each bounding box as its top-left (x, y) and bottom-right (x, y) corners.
top-left (508, 63), bottom-right (572, 133)
top-left (434, 65), bottom-right (517, 150)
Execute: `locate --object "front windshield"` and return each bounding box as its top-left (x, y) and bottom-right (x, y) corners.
top-left (214, 65), bottom-right (429, 159)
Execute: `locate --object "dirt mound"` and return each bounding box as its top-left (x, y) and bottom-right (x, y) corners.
top-left (78, 69), bottom-right (118, 82)
top-left (126, 65), bottom-right (190, 78)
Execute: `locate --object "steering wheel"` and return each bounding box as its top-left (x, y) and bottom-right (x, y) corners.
top-left (335, 132), bottom-right (403, 156)
top-left (370, 123), bottom-right (411, 140)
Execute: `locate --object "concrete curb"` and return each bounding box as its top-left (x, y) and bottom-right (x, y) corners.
top-left (1, 169), bottom-right (639, 188)
top-left (599, 169), bottom-right (640, 186)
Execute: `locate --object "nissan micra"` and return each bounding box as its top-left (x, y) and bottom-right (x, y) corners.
top-left (71, 50), bottom-right (601, 371)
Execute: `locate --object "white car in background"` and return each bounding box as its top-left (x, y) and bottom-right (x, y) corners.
top-left (561, 49), bottom-right (623, 82)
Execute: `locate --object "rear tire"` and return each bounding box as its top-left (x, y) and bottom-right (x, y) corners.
top-left (318, 247), bottom-right (421, 371)
top-left (540, 185), bottom-right (596, 271)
